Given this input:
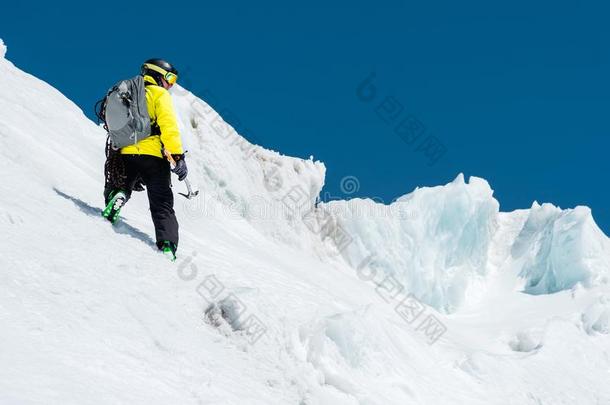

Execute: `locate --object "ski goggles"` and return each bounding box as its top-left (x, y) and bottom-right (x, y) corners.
top-left (143, 63), bottom-right (178, 85)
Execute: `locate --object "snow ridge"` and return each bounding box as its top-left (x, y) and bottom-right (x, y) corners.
top-left (514, 202), bottom-right (610, 294)
top-left (326, 178), bottom-right (610, 312)
top-left (327, 174), bottom-right (500, 312)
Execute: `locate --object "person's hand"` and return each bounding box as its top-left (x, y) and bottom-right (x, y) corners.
top-left (171, 155), bottom-right (188, 181)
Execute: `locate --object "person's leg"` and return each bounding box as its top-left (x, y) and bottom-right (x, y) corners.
top-left (104, 155), bottom-right (140, 204)
top-left (103, 186), bottom-right (115, 205)
top-left (138, 156), bottom-right (179, 250)
top-left (102, 155), bottom-right (141, 222)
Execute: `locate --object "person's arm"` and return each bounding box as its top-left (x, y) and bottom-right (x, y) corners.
top-left (155, 89), bottom-right (183, 155)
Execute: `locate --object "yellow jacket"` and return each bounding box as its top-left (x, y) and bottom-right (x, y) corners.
top-left (121, 75), bottom-right (183, 157)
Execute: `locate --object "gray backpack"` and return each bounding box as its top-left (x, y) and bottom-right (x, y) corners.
top-left (96, 76), bottom-right (151, 149)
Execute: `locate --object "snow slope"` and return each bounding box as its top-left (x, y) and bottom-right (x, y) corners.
top-left (1, 41), bottom-right (609, 404)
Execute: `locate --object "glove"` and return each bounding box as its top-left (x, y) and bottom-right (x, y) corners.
top-left (171, 155), bottom-right (188, 181)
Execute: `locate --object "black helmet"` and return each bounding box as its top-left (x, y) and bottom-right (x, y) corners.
top-left (141, 58), bottom-right (179, 85)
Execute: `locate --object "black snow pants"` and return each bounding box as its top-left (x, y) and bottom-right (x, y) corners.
top-left (104, 154), bottom-right (179, 249)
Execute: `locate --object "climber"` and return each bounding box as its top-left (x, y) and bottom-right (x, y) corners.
top-left (101, 58), bottom-right (187, 261)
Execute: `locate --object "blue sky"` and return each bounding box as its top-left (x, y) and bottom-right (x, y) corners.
top-left (2, 1), bottom-right (608, 233)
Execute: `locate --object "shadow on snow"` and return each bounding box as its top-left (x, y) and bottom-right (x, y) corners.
top-left (53, 187), bottom-right (156, 248)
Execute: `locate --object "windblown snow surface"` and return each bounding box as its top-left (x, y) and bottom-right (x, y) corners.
top-left (1, 39), bottom-right (610, 404)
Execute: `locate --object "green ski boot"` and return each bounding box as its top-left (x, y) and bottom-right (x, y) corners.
top-left (159, 241), bottom-right (177, 262)
top-left (102, 190), bottom-right (127, 224)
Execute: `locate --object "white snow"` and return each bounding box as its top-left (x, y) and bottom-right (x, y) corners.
top-left (514, 202), bottom-right (610, 294)
top-left (1, 39), bottom-right (610, 404)
top-left (326, 173), bottom-right (500, 312)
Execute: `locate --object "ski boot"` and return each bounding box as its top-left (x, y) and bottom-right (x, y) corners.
top-left (102, 190), bottom-right (127, 224)
top-left (158, 241), bottom-right (177, 262)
